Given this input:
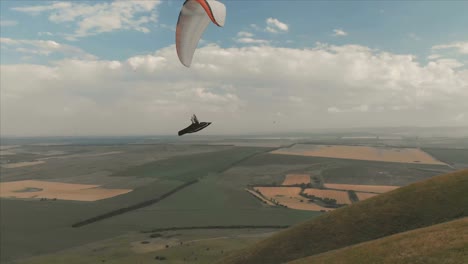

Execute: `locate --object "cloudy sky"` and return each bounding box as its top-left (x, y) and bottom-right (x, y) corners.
top-left (1, 0), bottom-right (467, 136)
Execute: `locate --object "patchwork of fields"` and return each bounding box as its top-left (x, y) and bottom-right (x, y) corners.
top-left (1, 139), bottom-right (464, 263)
top-left (250, 172), bottom-right (405, 212)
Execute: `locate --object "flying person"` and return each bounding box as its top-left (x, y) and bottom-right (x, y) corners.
top-left (178, 114), bottom-right (212, 136)
top-left (191, 114), bottom-right (199, 124)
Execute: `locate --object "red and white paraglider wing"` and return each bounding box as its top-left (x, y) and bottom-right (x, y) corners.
top-left (176, 0), bottom-right (226, 67)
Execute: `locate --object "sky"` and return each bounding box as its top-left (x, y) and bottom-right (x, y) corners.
top-left (1, 0), bottom-right (467, 136)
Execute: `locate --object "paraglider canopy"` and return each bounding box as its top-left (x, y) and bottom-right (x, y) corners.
top-left (176, 0), bottom-right (226, 67)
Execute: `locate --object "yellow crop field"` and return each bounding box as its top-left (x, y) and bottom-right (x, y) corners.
top-left (324, 183), bottom-right (399, 193)
top-left (0, 180), bottom-right (132, 201)
top-left (303, 189), bottom-right (351, 204)
top-left (271, 144), bottom-right (446, 165)
top-left (282, 174), bottom-right (311, 185)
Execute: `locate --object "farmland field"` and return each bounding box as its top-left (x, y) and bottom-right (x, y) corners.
top-left (0, 180), bottom-right (132, 201)
top-left (1, 137), bottom-right (463, 264)
top-left (271, 144), bottom-right (447, 165)
top-left (324, 183), bottom-right (399, 193)
top-left (422, 148), bottom-right (468, 168)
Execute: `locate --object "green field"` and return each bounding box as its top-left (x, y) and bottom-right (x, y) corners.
top-left (111, 146), bottom-right (269, 181)
top-left (423, 148), bottom-right (468, 168)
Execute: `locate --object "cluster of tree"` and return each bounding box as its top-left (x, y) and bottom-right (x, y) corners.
top-left (300, 193), bottom-right (345, 208)
top-left (348, 190), bottom-right (359, 203)
top-left (311, 176), bottom-right (323, 186)
top-left (300, 193), bottom-right (316, 200)
top-left (302, 183), bottom-right (315, 189)
top-left (322, 197), bottom-right (338, 205)
top-left (39, 198), bottom-right (57, 201)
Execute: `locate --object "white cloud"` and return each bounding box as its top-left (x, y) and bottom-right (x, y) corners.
top-left (1, 43), bottom-right (467, 136)
top-left (0, 38), bottom-right (97, 59)
top-left (12, 1), bottom-right (161, 40)
top-left (265, 18), bottom-right (289, 33)
top-left (237, 31), bottom-right (254, 38)
top-left (408, 33), bottom-right (421, 41)
top-left (427, 54), bottom-right (441, 60)
top-left (234, 31), bottom-right (268, 44)
top-left (235, 38), bottom-right (269, 45)
top-left (432, 41), bottom-right (468, 54)
top-left (333, 29), bottom-right (348, 37)
top-left (38, 31), bottom-right (54, 37)
top-left (0, 20), bottom-right (18, 27)
top-left (434, 58), bottom-right (464, 69)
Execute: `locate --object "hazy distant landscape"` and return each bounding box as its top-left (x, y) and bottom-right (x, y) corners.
top-left (1, 130), bottom-right (467, 264)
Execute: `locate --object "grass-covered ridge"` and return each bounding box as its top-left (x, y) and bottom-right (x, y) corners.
top-left (289, 217), bottom-right (468, 264)
top-left (221, 169), bottom-right (468, 264)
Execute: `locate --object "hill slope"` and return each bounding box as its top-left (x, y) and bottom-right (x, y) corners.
top-left (290, 217), bottom-right (468, 264)
top-left (221, 169), bottom-right (468, 264)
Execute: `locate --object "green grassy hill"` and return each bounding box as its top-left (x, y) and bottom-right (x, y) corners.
top-left (289, 217), bottom-right (467, 264)
top-left (221, 169), bottom-right (468, 264)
